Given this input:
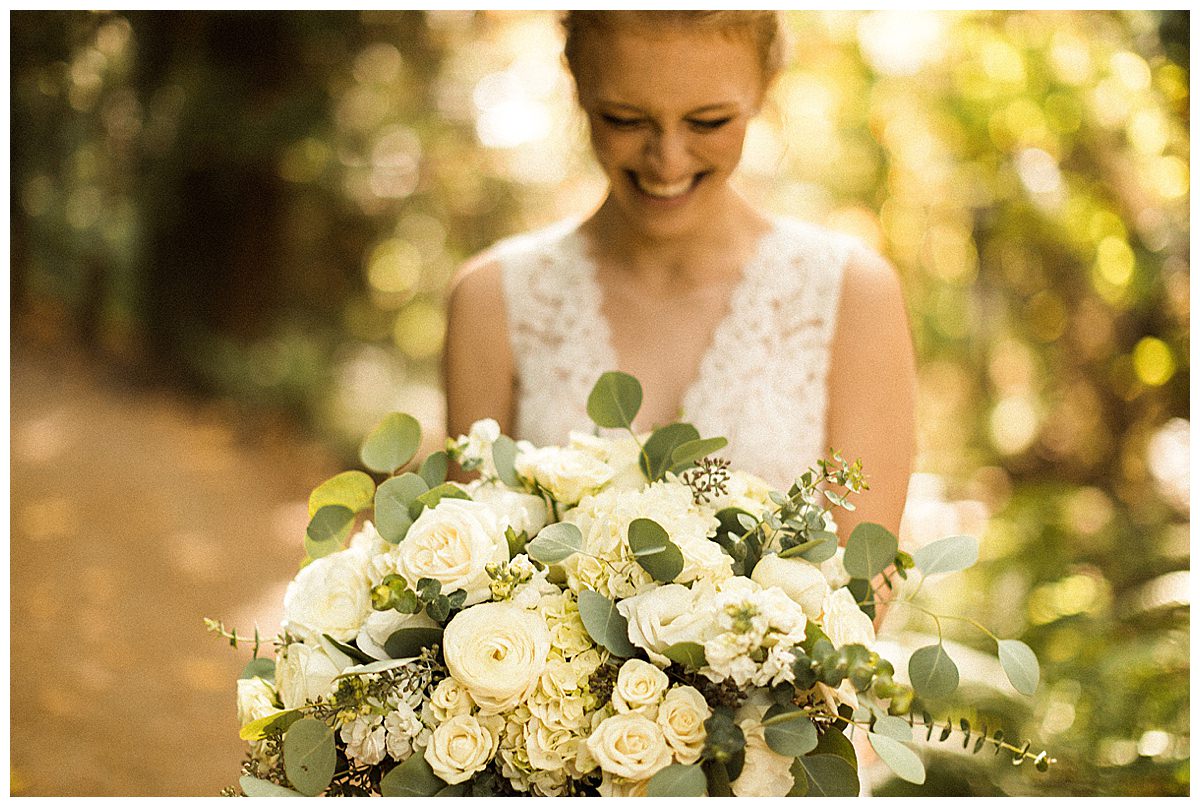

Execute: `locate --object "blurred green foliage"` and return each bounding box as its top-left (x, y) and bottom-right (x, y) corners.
top-left (10, 10), bottom-right (1189, 796)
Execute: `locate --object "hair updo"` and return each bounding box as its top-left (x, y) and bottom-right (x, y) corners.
top-left (561, 10), bottom-right (789, 89)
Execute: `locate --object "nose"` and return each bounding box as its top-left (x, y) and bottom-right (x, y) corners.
top-left (643, 126), bottom-right (690, 179)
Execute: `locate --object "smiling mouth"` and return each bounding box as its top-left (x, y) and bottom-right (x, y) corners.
top-left (627, 171), bottom-right (709, 201)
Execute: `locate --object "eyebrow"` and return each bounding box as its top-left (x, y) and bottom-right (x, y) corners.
top-left (597, 100), bottom-right (739, 116)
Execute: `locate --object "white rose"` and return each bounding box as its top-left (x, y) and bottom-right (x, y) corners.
top-left (568, 431), bottom-right (645, 492)
top-left (751, 554), bottom-right (831, 621)
top-left (585, 712), bottom-right (674, 780)
top-left (275, 640), bottom-right (352, 710)
top-left (443, 602), bottom-right (550, 714)
top-left (731, 693), bottom-right (795, 796)
top-left (282, 547), bottom-right (372, 642)
top-left (819, 546), bottom-right (852, 589)
top-left (470, 484), bottom-right (548, 536)
top-left (396, 498), bottom-right (508, 606)
top-left (612, 659), bottom-right (670, 717)
top-left (236, 676), bottom-right (281, 727)
top-left (657, 686), bottom-right (710, 764)
top-left (821, 587), bottom-right (876, 650)
top-left (355, 607), bottom-right (439, 660)
top-left (598, 774), bottom-right (651, 797)
top-left (616, 582), bottom-right (718, 665)
top-left (429, 677), bottom-right (476, 721)
top-left (424, 713), bottom-right (500, 784)
top-left (515, 445), bottom-right (614, 505)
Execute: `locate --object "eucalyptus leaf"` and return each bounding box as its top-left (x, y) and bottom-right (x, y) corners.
top-left (639, 423), bottom-right (700, 480)
top-left (239, 776), bottom-right (304, 797)
top-left (375, 473), bottom-right (429, 543)
top-left (908, 643), bottom-right (960, 699)
top-left (306, 504), bottom-right (354, 546)
top-left (283, 717), bottom-right (336, 796)
top-left (418, 451), bottom-right (449, 488)
top-left (998, 639), bottom-right (1040, 696)
top-left (843, 522), bottom-right (898, 579)
top-left (872, 715), bottom-right (913, 742)
top-left (812, 726), bottom-right (857, 768)
top-left (415, 483), bottom-right (472, 512)
top-left (239, 657), bottom-right (275, 681)
top-left (913, 534), bottom-right (979, 576)
top-left (786, 759), bottom-right (810, 796)
top-left (646, 763), bottom-right (707, 797)
top-left (777, 530), bottom-right (838, 563)
top-left (307, 470), bottom-right (375, 517)
top-left (794, 754), bottom-right (860, 796)
top-left (587, 371), bottom-right (643, 429)
top-left (704, 758), bottom-right (733, 797)
top-left (868, 732), bottom-right (926, 784)
top-left (304, 532), bottom-right (341, 560)
top-left (628, 518), bottom-right (683, 582)
top-left (668, 436), bottom-right (728, 473)
top-left (526, 522), bottom-right (583, 564)
top-left (492, 435), bottom-right (520, 487)
top-left (663, 641), bottom-right (707, 669)
top-left (762, 704), bottom-right (818, 757)
top-left (239, 708), bottom-right (302, 742)
top-left (323, 634), bottom-right (374, 665)
top-left (716, 507), bottom-right (753, 538)
top-left (384, 627), bottom-right (444, 660)
top-left (577, 589), bottom-right (636, 657)
top-left (435, 784), bottom-right (468, 796)
top-left (380, 751), bottom-right (446, 797)
top-left (360, 412), bottom-right (422, 474)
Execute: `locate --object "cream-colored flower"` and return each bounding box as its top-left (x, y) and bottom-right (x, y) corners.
top-left (443, 602), bottom-right (551, 714)
top-left (355, 607), bottom-right (438, 661)
top-left (395, 498), bottom-right (508, 606)
top-left (657, 685), bottom-right (710, 764)
top-left (585, 712), bottom-right (674, 781)
top-left (424, 713), bottom-right (500, 784)
top-left (470, 484), bottom-right (549, 536)
top-left (820, 587), bottom-right (876, 650)
top-left (515, 445), bottom-right (615, 505)
top-left (282, 546), bottom-right (372, 643)
top-left (274, 640), bottom-right (352, 710)
top-left (567, 431), bottom-right (645, 492)
top-left (819, 546), bottom-right (852, 589)
top-left (612, 659), bottom-right (669, 717)
top-left (616, 581), bottom-right (720, 665)
top-left (598, 774), bottom-right (651, 797)
top-left (731, 693), bottom-right (795, 796)
top-left (429, 677), bottom-right (476, 722)
top-left (751, 554), bottom-right (831, 621)
top-left (342, 714), bottom-right (388, 765)
top-left (236, 676), bottom-right (281, 727)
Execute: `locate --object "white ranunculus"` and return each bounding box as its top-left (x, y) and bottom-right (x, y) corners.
top-left (236, 676), bottom-right (281, 727)
top-left (657, 685), bottom-right (710, 764)
top-left (429, 677), bottom-right (476, 722)
top-left (355, 607), bottom-right (438, 661)
top-left (616, 582), bottom-right (719, 666)
top-left (424, 713), bottom-right (500, 784)
top-left (275, 640), bottom-right (353, 710)
top-left (282, 547), bottom-right (372, 643)
top-left (612, 659), bottom-right (669, 717)
top-left (819, 546), bottom-right (852, 589)
top-left (395, 498), bottom-right (508, 606)
top-left (443, 602), bottom-right (551, 714)
top-left (585, 712), bottom-right (674, 781)
top-left (514, 445), bottom-right (614, 505)
top-left (751, 554), bottom-right (831, 620)
top-left (821, 587), bottom-right (877, 650)
top-left (469, 484), bottom-right (549, 536)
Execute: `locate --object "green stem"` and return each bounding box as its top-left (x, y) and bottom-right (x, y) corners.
top-left (815, 711), bottom-right (1053, 765)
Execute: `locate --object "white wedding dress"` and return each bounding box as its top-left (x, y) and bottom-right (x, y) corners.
top-left (495, 215), bottom-right (860, 491)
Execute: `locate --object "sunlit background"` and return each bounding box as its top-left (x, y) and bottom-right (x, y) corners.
top-left (10, 10), bottom-right (1189, 796)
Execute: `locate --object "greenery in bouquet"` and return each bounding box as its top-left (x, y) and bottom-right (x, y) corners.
top-left (211, 371), bottom-right (1053, 797)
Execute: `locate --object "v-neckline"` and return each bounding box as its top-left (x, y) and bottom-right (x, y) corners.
top-left (562, 217), bottom-right (782, 432)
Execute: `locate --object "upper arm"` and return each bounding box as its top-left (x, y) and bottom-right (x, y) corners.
top-left (442, 253), bottom-right (516, 442)
top-left (825, 245), bottom-right (917, 541)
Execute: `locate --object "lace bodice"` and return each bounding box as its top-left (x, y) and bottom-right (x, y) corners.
top-left (496, 217), bottom-right (858, 490)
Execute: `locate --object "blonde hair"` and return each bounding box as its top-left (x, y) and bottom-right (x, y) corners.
top-left (561, 10), bottom-right (789, 89)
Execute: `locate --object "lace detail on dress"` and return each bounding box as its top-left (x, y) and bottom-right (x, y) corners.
top-left (498, 217), bottom-right (858, 489)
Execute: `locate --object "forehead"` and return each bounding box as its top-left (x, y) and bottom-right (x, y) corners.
top-left (574, 26), bottom-right (763, 112)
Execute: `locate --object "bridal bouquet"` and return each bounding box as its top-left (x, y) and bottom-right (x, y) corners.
top-left (212, 372), bottom-right (1051, 797)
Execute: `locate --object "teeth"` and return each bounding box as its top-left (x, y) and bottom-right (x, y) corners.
top-left (636, 175), bottom-right (694, 199)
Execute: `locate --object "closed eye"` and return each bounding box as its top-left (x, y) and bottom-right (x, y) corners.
top-left (600, 113), bottom-right (644, 130)
top-left (688, 117), bottom-right (733, 132)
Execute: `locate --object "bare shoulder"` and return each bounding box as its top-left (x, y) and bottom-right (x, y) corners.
top-left (838, 242), bottom-right (907, 318)
top-left (447, 249), bottom-right (505, 312)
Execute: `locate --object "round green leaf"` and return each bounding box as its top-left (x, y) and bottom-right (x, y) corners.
top-left (239, 708), bottom-right (302, 742)
top-left (283, 717), bottom-right (336, 796)
top-left (868, 732), bottom-right (926, 784)
top-left (663, 641), bottom-right (707, 669)
top-left (908, 643), bottom-right (960, 699)
top-left (586, 371), bottom-right (643, 429)
top-left (239, 775), bottom-right (303, 797)
top-left (913, 534), bottom-right (979, 576)
top-left (526, 522), bottom-right (583, 564)
top-left (872, 715), bottom-right (912, 742)
top-left (360, 412), bottom-right (422, 474)
top-left (669, 436), bottom-right (728, 472)
top-left (812, 726), bottom-right (857, 768)
top-left (384, 627), bottom-right (444, 660)
top-left (492, 435), bottom-right (520, 487)
top-left (998, 639), bottom-right (1040, 696)
top-left (842, 522), bottom-right (898, 579)
top-left (304, 531), bottom-right (343, 560)
top-left (308, 470), bottom-right (376, 517)
top-left (375, 473), bottom-right (429, 543)
top-left (778, 530), bottom-right (838, 563)
top-left (762, 704), bottom-right (818, 757)
top-left (628, 517), bottom-right (684, 582)
top-left (794, 754), bottom-right (860, 796)
top-left (639, 423), bottom-right (700, 480)
top-left (380, 751), bottom-right (446, 796)
top-left (647, 763), bottom-right (707, 797)
top-left (418, 451), bottom-right (449, 488)
top-left (239, 657), bottom-right (275, 681)
top-left (577, 589), bottom-right (636, 657)
top-left (306, 504), bottom-right (354, 546)
top-left (414, 482), bottom-right (472, 512)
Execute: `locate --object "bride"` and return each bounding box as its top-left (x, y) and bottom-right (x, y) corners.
top-left (444, 10), bottom-right (915, 552)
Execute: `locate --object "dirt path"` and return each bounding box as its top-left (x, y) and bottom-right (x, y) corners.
top-left (10, 345), bottom-right (342, 796)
